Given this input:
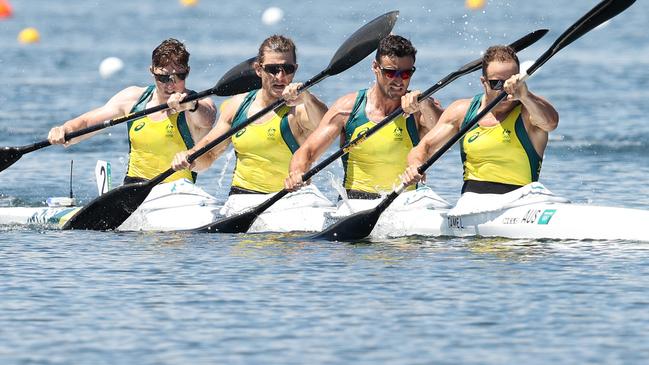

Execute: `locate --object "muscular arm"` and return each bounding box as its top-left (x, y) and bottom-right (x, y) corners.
top-left (292, 91), bottom-right (328, 143)
top-left (48, 86), bottom-right (142, 145)
top-left (401, 90), bottom-right (444, 137)
top-left (281, 83), bottom-right (328, 144)
top-left (503, 73), bottom-right (559, 155)
top-left (172, 95), bottom-right (242, 172)
top-left (402, 100), bottom-right (468, 185)
top-left (185, 94), bottom-right (217, 142)
top-left (520, 92), bottom-right (559, 132)
top-left (285, 93), bottom-right (356, 189)
top-left (504, 74), bottom-right (558, 132)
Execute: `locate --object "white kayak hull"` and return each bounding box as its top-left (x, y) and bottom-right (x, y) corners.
top-left (2, 182), bottom-right (648, 241)
top-left (0, 180), bottom-right (336, 233)
top-left (445, 202), bottom-right (649, 241)
top-left (345, 182), bottom-right (649, 241)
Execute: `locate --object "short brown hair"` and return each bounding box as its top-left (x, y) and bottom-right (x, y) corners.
top-left (257, 35), bottom-right (297, 63)
top-left (482, 45), bottom-right (519, 76)
top-left (375, 35), bottom-right (417, 63)
top-left (152, 38), bottom-right (190, 68)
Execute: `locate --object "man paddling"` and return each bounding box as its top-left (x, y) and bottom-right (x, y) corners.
top-left (401, 45), bottom-right (559, 194)
top-left (48, 38), bottom-right (217, 184)
top-left (284, 35), bottom-right (443, 199)
top-left (171, 35), bottom-right (327, 195)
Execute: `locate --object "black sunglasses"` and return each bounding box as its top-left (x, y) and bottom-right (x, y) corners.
top-left (153, 72), bottom-right (188, 84)
top-left (261, 64), bottom-right (297, 75)
top-left (379, 66), bottom-right (416, 80)
top-left (488, 79), bottom-right (506, 90)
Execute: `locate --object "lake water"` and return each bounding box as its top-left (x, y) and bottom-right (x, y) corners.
top-left (1, 0), bottom-right (649, 364)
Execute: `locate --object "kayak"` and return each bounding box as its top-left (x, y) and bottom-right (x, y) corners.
top-left (332, 182), bottom-right (649, 241)
top-left (2, 180), bottom-right (648, 241)
top-left (0, 179), bottom-right (337, 232)
top-left (437, 182), bottom-right (649, 241)
top-left (0, 179), bottom-right (221, 230)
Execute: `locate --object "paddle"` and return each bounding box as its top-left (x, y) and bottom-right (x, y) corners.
top-left (62, 10), bottom-right (400, 231)
top-left (314, 0), bottom-right (637, 241)
top-left (195, 29), bottom-right (549, 234)
top-left (0, 58), bottom-right (261, 174)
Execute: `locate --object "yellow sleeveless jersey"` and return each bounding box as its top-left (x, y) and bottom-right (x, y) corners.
top-left (460, 94), bottom-right (542, 186)
top-left (126, 86), bottom-right (195, 183)
top-left (230, 90), bottom-right (299, 193)
top-left (342, 89), bottom-right (419, 193)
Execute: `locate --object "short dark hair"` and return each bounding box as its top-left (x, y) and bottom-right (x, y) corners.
top-left (257, 35), bottom-right (297, 64)
top-left (152, 38), bottom-right (190, 69)
top-left (482, 45), bottom-right (519, 76)
top-left (375, 35), bottom-right (416, 63)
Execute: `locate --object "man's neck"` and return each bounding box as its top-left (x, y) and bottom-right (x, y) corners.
top-left (367, 84), bottom-right (401, 116)
top-left (256, 88), bottom-right (280, 107)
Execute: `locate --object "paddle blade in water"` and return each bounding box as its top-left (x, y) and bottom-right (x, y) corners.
top-left (326, 11), bottom-right (399, 75)
top-left (213, 57), bottom-right (261, 96)
top-left (194, 210), bottom-right (258, 233)
top-left (0, 147), bottom-right (22, 173)
top-left (62, 182), bottom-right (152, 230)
top-left (313, 208), bottom-right (382, 241)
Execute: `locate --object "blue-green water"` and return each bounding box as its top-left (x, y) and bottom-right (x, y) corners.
top-left (2, 0), bottom-right (649, 364)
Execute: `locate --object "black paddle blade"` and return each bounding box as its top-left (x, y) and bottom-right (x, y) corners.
top-left (510, 29), bottom-right (548, 52)
top-left (313, 208), bottom-right (383, 241)
top-left (194, 210), bottom-right (258, 233)
top-left (326, 11), bottom-right (399, 75)
top-left (61, 182), bottom-right (152, 230)
top-left (213, 57), bottom-right (261, 96)
top-left (0, 147), bottom-right (23, 173)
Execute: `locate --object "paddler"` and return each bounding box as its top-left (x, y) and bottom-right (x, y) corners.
top-left (401, 45), bottom-right (559, 194)
top-left (284, 35), bottom-right (443, 199)
top-left (48, 38), bottom-right (216, 184)
top-left (171, 35), bottom-right (328, 195)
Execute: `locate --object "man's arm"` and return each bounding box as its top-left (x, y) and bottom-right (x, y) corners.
top-left (401, 99), bottom-right (468, 186)
top-left (171, 95), bottom-right (241, 172)
top-left (282, 83), bottom-right (328, 144)
top-left (47, 86), bottom-right (142, 146)
top-left (285, 93), bottom-right (356, 190)
top-left (504, 74), bottom-right (559, 132)
top-left (401, 90), bottom-right (444, 137)
top-left (182, 93), bottom-right (218, 142)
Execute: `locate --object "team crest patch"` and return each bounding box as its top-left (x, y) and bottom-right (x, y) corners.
top-left (166, 123), bottom-right (174, 137)
top-left (267, 127), bottom-right (277, 139)
top-left (502, 129), bottom-right (511, 142)
top-left (393, 126), bottom-right (403, 140)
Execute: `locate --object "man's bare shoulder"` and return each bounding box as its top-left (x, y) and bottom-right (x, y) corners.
top-left (221, 93), bottom-right (247, 111)
top-left (102, 86), bottom-right (147, 111)
top-left (118, 86), bottom-right (148, 100)
top-left (330, 91), bottom-right (360, 114)
top-left (445, 98), bottom-right (473, 116)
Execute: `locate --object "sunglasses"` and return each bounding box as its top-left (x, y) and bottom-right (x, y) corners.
top-left (379, 66), bottom-right (416, 80)
top-left (488, 79), bottom-right (506, 90)
top-left (261, 64), bottom-right (297, 75)
top-left (153, 72), bottom-right (188, 84)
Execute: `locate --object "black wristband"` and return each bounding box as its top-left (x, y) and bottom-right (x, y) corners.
top-left (188, 101), bottom-right (199, 113)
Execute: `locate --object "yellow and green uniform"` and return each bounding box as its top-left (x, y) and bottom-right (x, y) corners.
top-left (126, 85), bottom-right (196, 183)
top-left (342, 89), bottom-right (419, 195)
top-left (230, 90), bottom-right (299, 194)
top-left (460, 94), bottom-right (542, 189)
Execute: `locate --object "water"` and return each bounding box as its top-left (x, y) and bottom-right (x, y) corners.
top-left (2, 0), bottom-right (649, 363)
